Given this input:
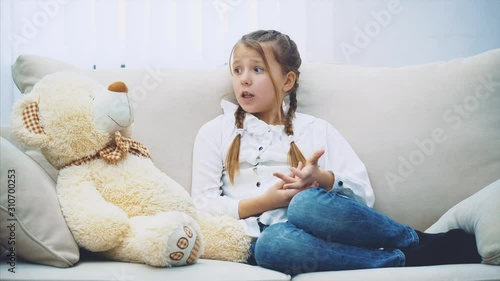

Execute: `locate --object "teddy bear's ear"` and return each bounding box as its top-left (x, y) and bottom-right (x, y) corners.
top-left (22, 102), bottom-right (46, 134)
top-left (11, 99), bottom-right (50, 148)
top-left (108, 81), bottom-right (128, 93)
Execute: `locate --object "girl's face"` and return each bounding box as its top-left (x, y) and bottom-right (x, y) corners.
top-left (231, 44), bottom-right (294, 125)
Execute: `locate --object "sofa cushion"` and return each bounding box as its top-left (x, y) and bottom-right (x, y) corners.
top-left (0, 137), bottom-right (79, 267)
top-left (426, 179), bottom-right (500, 265)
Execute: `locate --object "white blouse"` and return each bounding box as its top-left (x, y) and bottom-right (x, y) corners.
top-left (191, 100), bottom-right (374, 237)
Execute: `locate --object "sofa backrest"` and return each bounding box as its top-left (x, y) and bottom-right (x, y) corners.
top-left (9, 49), bottom-right (500, 231)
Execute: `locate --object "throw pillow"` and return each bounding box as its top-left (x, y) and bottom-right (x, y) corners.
top-left (0, 137), bottom-right (79, 267)
top-left (426, 179), bottom-right (500, 265)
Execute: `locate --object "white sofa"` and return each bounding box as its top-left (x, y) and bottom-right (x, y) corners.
top-left (1, 49), bottom-right (499, 281)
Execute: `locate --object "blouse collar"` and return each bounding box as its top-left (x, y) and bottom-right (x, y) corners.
top-left (220, 100), bottom-right (314, 143)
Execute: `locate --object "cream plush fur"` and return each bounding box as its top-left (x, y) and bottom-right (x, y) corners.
top-left (11, 71), bottom-right (252, 266)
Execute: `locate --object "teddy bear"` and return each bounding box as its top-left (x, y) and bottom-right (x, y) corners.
top-left (10, 71), bottom-right (252, 267)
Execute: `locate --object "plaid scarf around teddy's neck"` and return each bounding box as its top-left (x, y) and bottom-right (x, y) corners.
top-left (62, 131), bottom-right (151, 169)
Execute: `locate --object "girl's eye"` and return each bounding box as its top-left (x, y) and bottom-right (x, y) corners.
top-left (89, 95), bottom-right (95, 100)
top-left (254, 67), bottom-right (264, 73)
top-left (233, 67), bottom-right (242, 74)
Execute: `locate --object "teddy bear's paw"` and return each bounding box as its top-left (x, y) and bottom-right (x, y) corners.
top-left (199, 213), bottom-right (253, 263)
top-left (102, 213), bottom-right (203, 267)
top-left (167, 225), bottom-right (202, 266)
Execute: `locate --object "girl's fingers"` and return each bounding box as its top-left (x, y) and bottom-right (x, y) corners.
top-left (297, 161), bottom-right (304, 170)
top-left (273, 172), bottom-right (295, 183)
top-left (308, 150), bottom-right (325, 166)
top-left (283, 182), bottom-right (302, 190)
top-left (309, 181), bottom-right (319, 188)
top-left (289, 167), bottom-right (305, 179)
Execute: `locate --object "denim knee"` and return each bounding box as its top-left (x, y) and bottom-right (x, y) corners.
top-left (254, 223), bottom-right (289, 268)
top-left (288, 188), bottom-right (328, 225)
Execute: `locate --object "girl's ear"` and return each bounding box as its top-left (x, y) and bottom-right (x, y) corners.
top-left (283, 71), bottom-right (297, 93)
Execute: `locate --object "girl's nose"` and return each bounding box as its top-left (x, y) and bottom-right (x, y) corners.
top-left (240, 71), bottom-right (251, 86)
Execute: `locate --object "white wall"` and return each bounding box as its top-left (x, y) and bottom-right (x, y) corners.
top-left (330, 0), bottom-right (500, 66)
top-left (1, 0), bottom-right (499, 125)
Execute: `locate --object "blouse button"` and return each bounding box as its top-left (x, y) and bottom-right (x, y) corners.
top-left (256, 182), bottom-right (261, 187)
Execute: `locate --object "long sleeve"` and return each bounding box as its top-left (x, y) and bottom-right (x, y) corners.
top-left (322, 122), bottom-right (375, 207)
top-left (191, 116), bottom-right (241, 219)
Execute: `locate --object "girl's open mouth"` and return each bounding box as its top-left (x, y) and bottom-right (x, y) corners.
top-left (241, 91), bottom-right (255, 99)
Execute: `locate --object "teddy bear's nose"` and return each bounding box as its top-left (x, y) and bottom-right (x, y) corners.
top-left (108, 81), bottom-right (128, 93)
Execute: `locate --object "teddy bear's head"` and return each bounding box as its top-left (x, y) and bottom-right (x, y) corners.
top-left (11, 72), bottom-right (135, 169)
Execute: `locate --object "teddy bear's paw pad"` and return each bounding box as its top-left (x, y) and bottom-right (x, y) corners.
top-left (184, 226), bottom-right (193, 237)
top-left (167, 225), bottom-right (201, 266)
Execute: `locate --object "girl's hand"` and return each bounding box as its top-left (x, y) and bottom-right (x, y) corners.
top-left (239, 168), bottom-right (315, 218)
top-left (273, 150), bottom-right (325, 190)
top-left (262, 179), bottom-right (310, 208)
top-left (239, 150), bottom-right (333, 218)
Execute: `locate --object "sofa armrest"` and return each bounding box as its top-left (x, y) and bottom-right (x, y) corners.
top-left (0, 137), bottom-right (79, 267)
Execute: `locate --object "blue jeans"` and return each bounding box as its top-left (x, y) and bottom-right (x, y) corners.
top-left (252, 188), bottom-right (418, 275)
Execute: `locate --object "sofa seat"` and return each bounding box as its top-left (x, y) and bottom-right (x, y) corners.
top-left (2, 254), bottom-right (499, 281)
top-left (0, 254), bottom-right (291, 281)
top-left (293, 264), bottom-right (500, 281)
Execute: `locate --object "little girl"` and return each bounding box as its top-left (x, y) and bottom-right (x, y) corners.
top-left (191, 29), bottom-right (480, 275)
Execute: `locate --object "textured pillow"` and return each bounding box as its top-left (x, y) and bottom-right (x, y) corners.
top-left (0, 137), bottom-right (79, 267)
top-left (426, 179), bottom-right (500, 265)
top-left (12, 54), bottom-right (81, 94)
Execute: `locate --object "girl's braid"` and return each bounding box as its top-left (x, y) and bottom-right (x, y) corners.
top-left (235, 105), bottom-right (245, 129)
